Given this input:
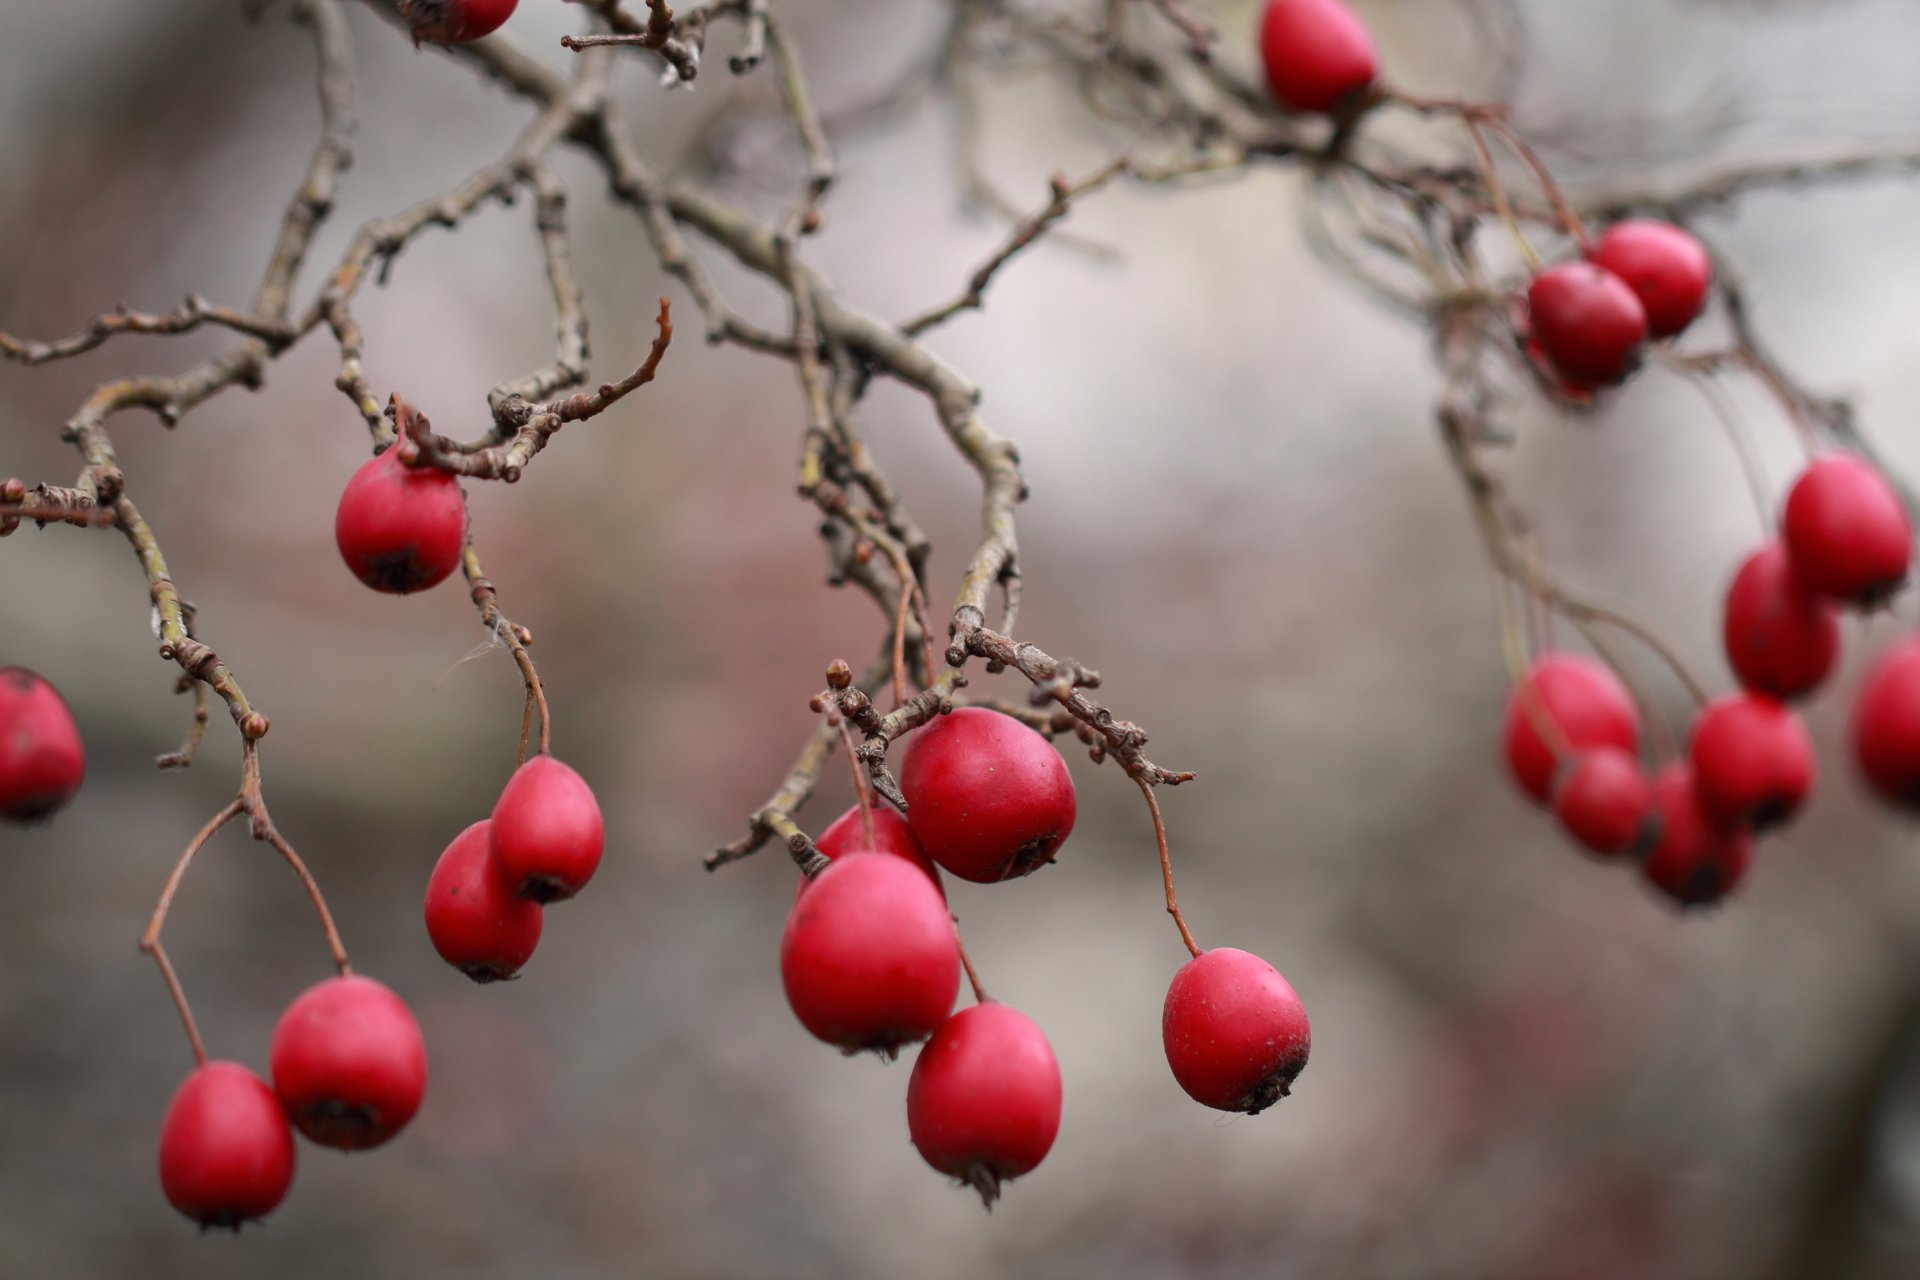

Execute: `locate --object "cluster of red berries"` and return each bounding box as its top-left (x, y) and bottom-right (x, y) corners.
top-left (0, 667), bottom-right (85, 825)
top-left (1507, 453), bottom-right (1915, 906)
top-left (158, 975), bottom-right (427, 1229)
top-left (1524, 221), bottom-right (1713, 393)
top-left (780, 707), bottom-right (1311, 1205)
top-left (399, 0), bottom-right (518, 46)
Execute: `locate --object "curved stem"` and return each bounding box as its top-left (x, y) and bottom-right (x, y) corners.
top-left (1136, 774), bottom-right (1200, 957)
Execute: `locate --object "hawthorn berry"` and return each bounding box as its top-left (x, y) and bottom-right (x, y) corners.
top-left (489, 754), bottom-right (605, 903)
top-left (780, 853), bottom-right (959, 1056)
top-left (898, 707), bottom-right (1077, 883)
top-left (424, 819), bottom-right (544, 983)
top-left (1257, 0), bottom-right (1379, 115)
top-left (1588, 220), bottom-right (1712, 339)
top-left (1524, 262), bottom-right (1649, 388)
top-left (333, 446), bottom-right (466, 595)
top-left (907, 1003), bottom-right (1062, 1207)
top-left (400, 0), bottom-right (518, 44)
top-left (0, 666), bottom-right (85, 824)
top-left (796, 802), bottom-right (944, 901)
top-left (1853, 637), bottom-right (1920, 812)
top-left (1162, 947), bottom-right (1310, 1114)
top-left (1688, 694), bottom-right (1814, 830)
top-left (1723, 541), bottom-right (1839, 700)
top-left (270, 975), bottom-right (427, 1151)
top-left (157, 1061), bottom-right (296, 1230)
top-left (1551, 746), bottom-right (1652, 857)
top-left (1639, 766), bottom-right (1752, 909)
top-left (1781, 454), bottom-right (1913, 606)
top-left (1502, 653), bottom-right (1640, 805)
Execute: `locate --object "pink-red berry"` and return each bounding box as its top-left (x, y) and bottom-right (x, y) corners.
top-left (270, 975), bottom-right (427, 1151)
top-left (424, 819), bottom-right (544, 983)
top-left (1588, 220), bottom-right (1712, 339)
top-left (1162, 947), bottom-right (1311, 1114)
top-left (1781, 454), bottom-right (1913, 607)
top-left (1551, 746), bottom-right (1652, 857)
top-left (1502, 653), bottom-right (1640, 804)
top-left (1524, 263), bottom-right (1649, 388)
top-left (780, 853), bottom-right (959, 1056)
top-left (0, 666), bottom-right (85, 823)
top-left (157, 1061), bottom-right (296, 1230)
top-left (1639, 766), bottom-right (1752, 908)
top-left (1853, 637), bottom-right (1920, 812)
top-left (1723, 541), bottom-right (1839, 700)
top-left (489, 755), bottom-right (605, 903)
top-left (1688, 694), bottom-right (1815, 831)
top-left (400, 0), bottom-right (518, 44)
top-left (796, 802), bottom-right (944, 901)
top-left (907, 1003), bottom-right (1062, 1207)
top-left (333, 447), bottom-right (466, 595)
top-left (898, 707), bottom-right (1077, 884)
top-left (1256, 0), bottom-right (1379, 115)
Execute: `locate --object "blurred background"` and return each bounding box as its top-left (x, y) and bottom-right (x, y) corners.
top-left (5, 0), bottom-right (1920, 1276)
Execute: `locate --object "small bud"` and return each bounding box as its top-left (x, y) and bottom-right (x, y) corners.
top-left (1, 478), bottom-right (24, 503)
top-left (825, 660), bottom-right (853, 691)
top-left (241, 712), bottom-right (271, 741)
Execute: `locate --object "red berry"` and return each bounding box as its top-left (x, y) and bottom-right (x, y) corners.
top-left (1162, 947), bottom-right (1310, 1114)
top-left (796, 802), bottom-right (944, 901)
top-left (1551, 747), bottom-right (1652, 857)
top-left (489, 755), bottom-right (605, 903)
top-left (1723, 542), bottom-right (1840, 700)
top-left (424, 819), bottom-right (544, 983)
top-left (1524, 263), bottom-right (1649, 388)
top-left (1256, 0), bottom-right (1379, 115)
top-left (1639, 766), bottom-right (1752, 909)
top-left (780, 853), bottom-right (959, 1057)
top-left (270, 975), bottom-right (427, 1151)
top-left (1502, 653), bottom-right (1640, 804)
top-left (1854, 637), bottom-right (1920, 811)
top-left (907, 1003), bottom-right (1062, 1207)
top-left (1588, 220), bottom-right (1712, 339)
top-left (0, 667), bottom-right (85, 823)
top-left (157, 1061), bottom-right (296, 1230)
top-left (1689, 694), bottom-right (1814, 830)
top-left (400, 0), bottom-right (518, 44)
top-left (1781, 454), bottom-right (1913, 606)
top-left (333, 447), bottom-right (466, 595)
top-left (898, 707), bottom-right (1077, 883)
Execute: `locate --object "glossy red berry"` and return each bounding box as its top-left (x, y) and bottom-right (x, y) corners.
top-left (1781, 454), bottom-right (1913, 606)
top-left (898, 707), bottom-right (1077, 883)
top-left (1551, 747), bottom-right (1652, 857)
top-left (1502, 653), bottom-right (1640, 804)
top-left (489, 755), bottom-right (605, 903)
top-left (400, 0), bottom-right (518, 44)
top-left (333, 447), bottom-right (466, 595)
top-left (0, 667), bottom-right (85, 823)
top-left (1162, 947), bottom-right (1311, 1114)
top-left (270, 975), bottom-right (427, 1151)
top-left (1689, 694), bottom-right (1814, 830)
top-left (157, 1061), bottom-right (296, 1230)
top-left (424, 819), bottom-right (544, 983)
top-left (1257, 0), bottom-right (1379, 115)
top-left (1588, 220), bottom-right (1712, 339)
top-left (1853, 637), bottom-right (1920, 811)
top-left (1524, 263), bottom-right (1649, 388)
top-left (780, 853), bottom-right (959, 1056)
top-left (1723, 541), bottom-right (1840, 700)
top-left (796, 802), bottom-right (943, 901)
top-left (907, 1003), bottom-right (1062, 1207)
top-left (1640, 766), bottom-right (1752, 909)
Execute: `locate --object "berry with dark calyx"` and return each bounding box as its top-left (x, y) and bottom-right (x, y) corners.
top-left (0, 666), bottom-right (85, 824)
top-left (907, 1003), bottom-right (1062, 1209)
top-left (489, 754), bottom-right (605, 903)
top-left (424, 819), bottom-right (544, 983)
top-left (157, 1061), bottom-right (296, 1231)
top-left (1781, 453), bottom-right (1913, 607)
top-left (1723, 541), bottom-right (1840, 700)
top-left (1162, 947), bottom-right (1311, 1114)
top-left (400, 0), bottom-right (517, 44)
top-left (333, 446), bottom-right (466, 595)
top-left (1853, 637), bottom-right (1920, 812)
top-left (1640, 766), bottom-right (1752, 909)
top-left (1689, 693), bottom-right (1814, 831)
top-left (780, 853), bottom-right (959, 1057)
top-left (270, 975), bottom-right (427, 1151)
top-left (1257, 0), bottom-right (1380, 115)
top-left (1588, 220), bottom-right (1712, 339)
top-left (898, 707), bottom-right (1077, 884)
top-left (796, 802), bottom-right (944, 901)
top-left (1502, 652), bottom-right (1640, 805)
top-left (1551, 746), bottom-right (1653, 857)
top-left (1524, 262), bottom-right (1649, 388)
